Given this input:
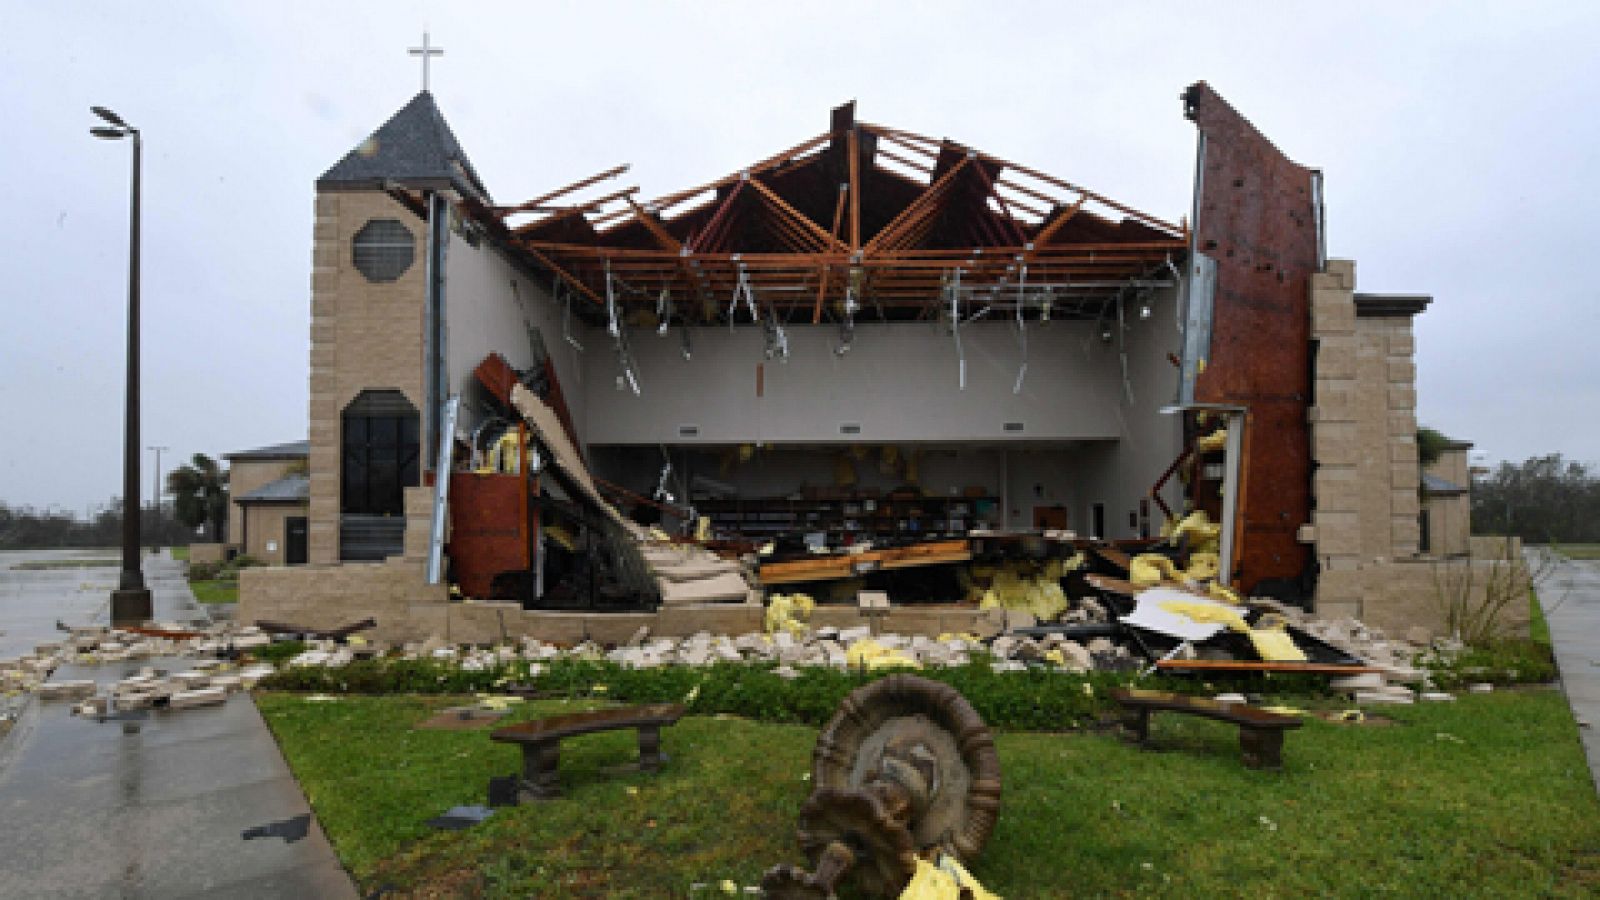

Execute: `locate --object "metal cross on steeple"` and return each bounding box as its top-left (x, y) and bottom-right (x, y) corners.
top-left (408, 31), bottom-right (444, 91)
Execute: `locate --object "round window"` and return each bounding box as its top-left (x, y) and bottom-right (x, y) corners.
top-left (352, 219), bottom-right (415, 283)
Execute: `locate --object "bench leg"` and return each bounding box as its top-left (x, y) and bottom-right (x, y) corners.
top-left (1121, 709), bottom-right (1152, 746)
top-left (518, 740), bottom-right (562, 801)
top-left (637, 725), bottom-right (664, 772)
top-left (1239, 727), bottom-right (1285, 770)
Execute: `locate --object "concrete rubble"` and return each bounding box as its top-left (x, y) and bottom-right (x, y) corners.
top-left (0, 583), bottom-right (1477, 716)
top-left (0, 622), bottom-right (281, 723)
top-left (229, 593), bottom-right (1462, 695)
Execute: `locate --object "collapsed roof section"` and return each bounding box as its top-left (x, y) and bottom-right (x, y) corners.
top-left (494, 102), bottom-right (1188, 324)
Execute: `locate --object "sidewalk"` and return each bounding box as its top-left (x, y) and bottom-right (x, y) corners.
top-left (1534, 551), bottom-right (1600, 791)
top-left (0, 550), bottom-right (357, 899)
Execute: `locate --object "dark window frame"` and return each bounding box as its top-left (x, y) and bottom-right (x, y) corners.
top-left (352, 218), bottom-right (415, 283)
top-left (340, 390), bottom-right (420, 516)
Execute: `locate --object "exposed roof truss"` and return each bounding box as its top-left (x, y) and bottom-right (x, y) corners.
top-left (493, 103), bottom-right (1187, 326)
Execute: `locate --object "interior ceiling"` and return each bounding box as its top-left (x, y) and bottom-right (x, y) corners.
top-left (481, 102), bottom-right (1188, 325)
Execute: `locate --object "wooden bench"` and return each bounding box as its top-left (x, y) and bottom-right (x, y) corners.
top-left (1110, 688), bottom-right (1302, 769)
top-left (490, 703), bottom-right (686, 801)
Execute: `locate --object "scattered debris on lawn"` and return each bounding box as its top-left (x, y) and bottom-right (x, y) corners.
top-left (416, 705), bottom-right (511, 730)
top-left (424, 805), bottom-right (495, 831)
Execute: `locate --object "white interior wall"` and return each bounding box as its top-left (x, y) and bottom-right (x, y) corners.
top-left (1064, 286), bottom-right (1186, 538)
top-left (442, 229), bottom-right (587, 438)
top-left (579, 320), bottom-right (1123, 445)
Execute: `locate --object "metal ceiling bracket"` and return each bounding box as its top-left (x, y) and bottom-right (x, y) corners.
top-left (1012, 266), bottom-right (1028, 394)
top-left (558, 279), bottom-right (585, 352)
top-left (604, 259), bottom-right (620, 338)
top-left (949, 271), bottom-right (966, 390)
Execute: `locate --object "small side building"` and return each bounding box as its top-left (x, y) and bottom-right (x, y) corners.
top-left (224, 440), bottom-right (310, 565)
top-left (1421, 439), bottom-right (1473, 558)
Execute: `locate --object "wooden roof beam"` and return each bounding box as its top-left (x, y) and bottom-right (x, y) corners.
top-left (848, 128), bottom-right (861, 251)
top-left (813, 184), bottom-right (849, 323)
top-left (864, 121), bottom-right (1181, 236)
top-left (748, 177), bottom-right (849, 253)
top-left (511, 185), bottom-right (639, 235)
top-left (522, 245), bottom-right (606, 307)
top-left (497, 163), bottom-right (630, 216)
top-left (623, 196), bottom-right (683, 253)
top-left (969, 160), bottom-right (1028, 246)
top-left (863, 154), bottom-right (970, 255)
top-left (644, 131), bottom-right (834, 214)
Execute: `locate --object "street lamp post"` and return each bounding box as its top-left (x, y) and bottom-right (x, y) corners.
top-left (92, 105), bottom-right (152, 626)
top-left (149, 444), bottom-right (169, 554)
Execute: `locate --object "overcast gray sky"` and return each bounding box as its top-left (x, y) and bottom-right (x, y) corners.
top-left (3, 1), bottom-right (1597, 515)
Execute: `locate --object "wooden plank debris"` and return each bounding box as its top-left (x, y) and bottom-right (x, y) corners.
top-left (759, 539), bottom-right (972, 585)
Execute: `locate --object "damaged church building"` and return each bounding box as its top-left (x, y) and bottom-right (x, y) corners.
top-left (241, 82), bottom-right (1485, 647)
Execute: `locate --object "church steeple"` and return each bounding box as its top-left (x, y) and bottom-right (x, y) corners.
top-left (317, 91), bottom-right (489, 203)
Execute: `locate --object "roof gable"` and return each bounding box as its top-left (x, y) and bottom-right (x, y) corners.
top-left (225, 440), bottom-right (309, 461)
top-left (236, 473), bottom-right (310, 504)
top-left (318, 90), bottom-right (489, 202)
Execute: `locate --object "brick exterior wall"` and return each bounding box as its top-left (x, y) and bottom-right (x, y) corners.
top-left (307, 190), bottom-right (430, 565)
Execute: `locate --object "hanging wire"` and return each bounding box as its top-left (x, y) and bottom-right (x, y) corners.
top-left (1012, 262), bottom-right (1029, 394)
top-left (556, 277), bottom-right (584, 351)
top-left (949, 270), bottom-right (966, 390)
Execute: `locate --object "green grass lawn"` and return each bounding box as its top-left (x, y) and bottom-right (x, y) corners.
top-left (189, 578), bottom-right (238, 604)
top-left (170, 545), bottom-right (190, 562)
top-left (1557, 544), bottom-right (1600, 560)
top-left (259, 689), bottom-right (1600, 898)
top-left (1530, 587), bottom-right (1553, 646)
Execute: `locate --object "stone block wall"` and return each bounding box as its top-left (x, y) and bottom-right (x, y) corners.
top-left (1303, 263), bottom-right (1520, 637)
top-left (1307, 259), bottom-right (1422, 621)
top-left (239, 556), bottom-right (996, 643)
top-left (1307, 260), bottom-right (1364, 616)
top-left (307, 190), bottom-right (431, 565)
top-left (188, 543), bottom-right (227, 565)
top-left (240, 557), bottom-right (449, 643)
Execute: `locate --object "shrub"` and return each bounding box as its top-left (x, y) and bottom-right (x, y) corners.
top-left (1433, 542), bottom-right (1553, 646)
top-left (251, 640), bottom-right (308, 667)
top-left (258, 658), bottom-right (1333, 731)
top-left (1422, 638), bottom-right (1558, 689)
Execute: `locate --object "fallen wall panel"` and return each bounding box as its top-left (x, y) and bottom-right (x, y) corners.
top-left (1183, 82), bottom-right (1318, 595)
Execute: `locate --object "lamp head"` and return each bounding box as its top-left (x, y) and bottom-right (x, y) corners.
top-left (91, 106), bottom-right (127, 127)
top-left (90, 127), bottom-right (127, 140)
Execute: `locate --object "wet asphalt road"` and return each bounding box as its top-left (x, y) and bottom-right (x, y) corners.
top-left (0, 549), bottom-right (356, 899)
top-left (1536, 551), bottom-right (1600, 792)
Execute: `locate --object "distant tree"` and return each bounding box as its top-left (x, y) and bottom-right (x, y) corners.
top-left (167, 454), bottom-right (229, 541)
top-left (1472, 454), bottom-right (1600, 544)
